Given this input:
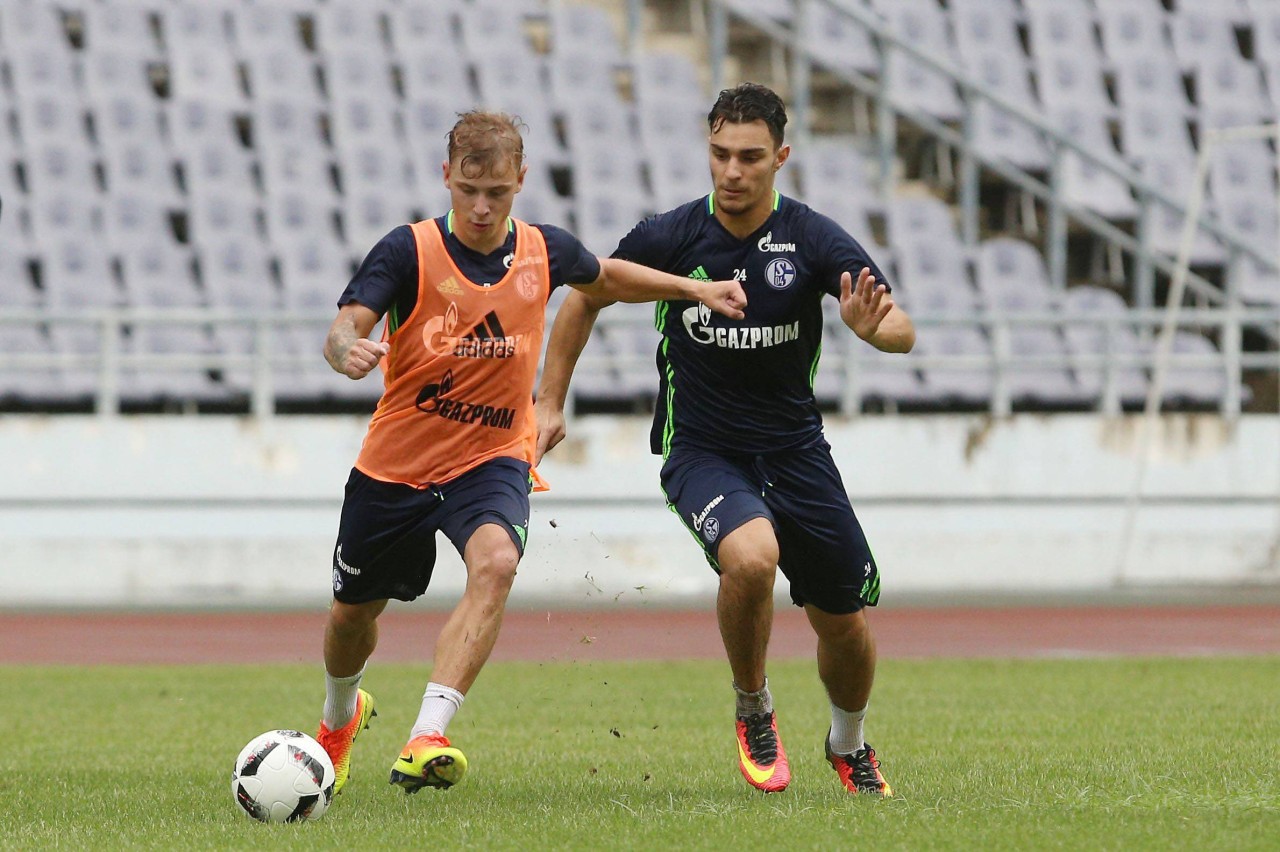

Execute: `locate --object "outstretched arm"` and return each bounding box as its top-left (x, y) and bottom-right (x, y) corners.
top-left (324, 303), bottom-right (389, 379)
top-left (574, 257), bottom-right (747, 319)
top-left (535, 288), bottom-right (610, 462)
top-left (839, 268), bottom-right (915, 353)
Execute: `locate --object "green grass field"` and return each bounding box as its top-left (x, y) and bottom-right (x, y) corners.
top-left (2, 657), bottom-right (1277, 850)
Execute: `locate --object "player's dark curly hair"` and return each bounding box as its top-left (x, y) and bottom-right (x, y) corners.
top-left (447, 110), bottom-right (526, 178)
top-left (707, 83), bottom-right (788, 148)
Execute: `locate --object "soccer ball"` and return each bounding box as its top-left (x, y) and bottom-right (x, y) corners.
top-left (231, 730), bottom-right (335, 823)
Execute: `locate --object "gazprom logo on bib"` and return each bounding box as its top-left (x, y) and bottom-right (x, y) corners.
top-left (765, 257), bottom-right (797, 290)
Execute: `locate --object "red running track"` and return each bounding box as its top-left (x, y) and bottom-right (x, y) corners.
top-left (2, 605), bottom-right (1278, 665)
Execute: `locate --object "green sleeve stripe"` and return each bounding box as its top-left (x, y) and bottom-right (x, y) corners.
top-left (661, 337), bottom-right (677, 459)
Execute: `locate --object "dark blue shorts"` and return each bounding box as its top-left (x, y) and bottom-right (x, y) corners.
top-left (659, 444), bottom-right (881, 614)
top-left (331, 457), bottom-right (533, 604)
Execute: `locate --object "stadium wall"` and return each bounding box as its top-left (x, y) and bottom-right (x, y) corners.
top-left (1, 414), bottom-right (1278, 607)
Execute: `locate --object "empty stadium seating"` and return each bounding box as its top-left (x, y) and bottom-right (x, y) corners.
top-left (0, 0), bottom-right (1274, 416)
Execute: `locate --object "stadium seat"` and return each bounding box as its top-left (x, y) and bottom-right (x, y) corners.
top-left (232, 3), bottom-right (306, 57)
top-left (872, 0), bottom-right (964, 122)
top-left (550, 3), bottom-right (622, 57)
top-left (199, 237), bottom-right (278, 317)
top-left (798, 3), bottom-right (878, 77)
top-left (725, 0), bottom-right (794, 25)
top-left (913, 327), bottom-right (996, 406)
top-left (1219, 196), bottom-right (1280, 305)
top-left (14, 93), bottom-right (94, 157)
top-left (962, 51), bottom-right (1051, 171)
top-left (187, 190), bottom-right (262, 244)
top-left (183, 140), bottom-right (257, 199)
top-left (165, 98), bottom-right (242, 154)
top-left (633, 51), bottom-right (706, 111)
top-left (5, 44), bottom-right (79, 97)
top-left (1119, 104), bottom-right (1197, 165)
top-left (1094, 0), bottom-right (1170, 62)
top-left (387, 1), bottom-right (462, 52)
top-left (1023, 0), bottom-right (1100, 60)
top-left (324, 50), bottom-right (398, 108)
top-left (1195, 57), bottom-right (1271, 124)
top-left (1034, 51), bottom-right (1115, 118)
top-left (1209, 140), bottom-right (1276, 204)
top-left (29, 192), bottom-right (101, 247)
top-left (0, 1), bottom-right (69, 50)
top-left (950, 0), bottom-right (1025, 58)
top-left (886, 195), bottom-right (963, 251)
top-left (80, 2), bottom-right (160, 56)
top-left (400, 48), bottom-right (474, 103)
top-left (81, 50), bottom-right (160, 102)
top-left (244, 52), bottom-right (323, 107)
top-left (102, 142), bottom-right (181, 206)
top-left (1135, 154), bottom-right (1227, 265)
top-left (314, 0), bottom-right (389, 54)
top-left (1162, 331), bottom-right (1228, 407)
top-left (102, 191), bottom-right (177, 251)
top-left (1111, 53), bottom-right (1196, 117)
top-left (1169, 5), bottom-right (1242, 71)
top-left (166, 46), bottom-right (246, 107)
top-left (1061, 285), bottom-right (1148, 408)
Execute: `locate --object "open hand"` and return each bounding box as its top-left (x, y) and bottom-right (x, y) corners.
top-left (839, 268), bottom-right (894, 341)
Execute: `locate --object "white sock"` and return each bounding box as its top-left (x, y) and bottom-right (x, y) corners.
top-left (323, 667), bottom-right (364, 730)
top-left (410, 682), bottom-right (465, 738)
top-left (828, 701), bottom-right (867, 756)
top-left (733, 678), bottom-right (773, 717)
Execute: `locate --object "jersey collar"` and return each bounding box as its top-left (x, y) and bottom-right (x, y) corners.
top-left (445, 209), bottom-right (514, 236)
top-left (706, 189), bottom-right (781, 215)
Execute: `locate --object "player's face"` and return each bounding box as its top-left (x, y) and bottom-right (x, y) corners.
top-left (443, 156), bottom-right (526, 250)
top-left (708, 119), bottom-right (790, 218)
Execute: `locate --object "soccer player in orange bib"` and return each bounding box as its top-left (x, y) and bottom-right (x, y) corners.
top-left (315, 111), bottom-right (746, 796)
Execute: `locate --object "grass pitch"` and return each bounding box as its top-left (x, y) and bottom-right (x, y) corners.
top-left (1, 657), bottom-right (1277, 850)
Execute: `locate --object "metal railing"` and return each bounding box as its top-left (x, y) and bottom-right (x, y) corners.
top-left (3, 306), bottom-right (1277, 419)
top-left (701, 0), bottom-right (1280, 316)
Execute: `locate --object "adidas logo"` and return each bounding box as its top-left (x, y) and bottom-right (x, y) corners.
top-left (688, 265), bottom-right (711, 281)
top-left (437, 277), bottom-right (463, 295)
top-left (453, 311), bottom-right (521, 359)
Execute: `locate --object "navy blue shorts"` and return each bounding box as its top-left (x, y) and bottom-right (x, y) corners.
top-left (659, 444), bottom-right (881, 614)
top-left (330, 457), bottom-right (533, 604)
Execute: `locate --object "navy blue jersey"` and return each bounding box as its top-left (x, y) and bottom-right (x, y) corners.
top-left (613, 192), bottom-right (890, 456)
top-left (339, 214), bottom-right (601, 329)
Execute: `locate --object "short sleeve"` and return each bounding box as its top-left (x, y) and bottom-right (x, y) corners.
top-left (338, 225), bottom-right (418, 316)
top-left (806, 212), bottom-right (892, 298)
top-left (611, 213), bottom-right (672, 267)
top-left (536, 223), bottom-right (602, 289)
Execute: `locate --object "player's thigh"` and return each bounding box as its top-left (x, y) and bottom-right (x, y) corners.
top-left (660, 450), bottom-right (774, 570)
top-left (332, 468), bottom-right (443, 604)
top-left (766, 446), bottom-right (880, 614)
top-left (438, 457), bottom-right (533, 565)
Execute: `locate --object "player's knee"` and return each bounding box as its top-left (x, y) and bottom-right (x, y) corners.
top-left (467, 542), bottom-right (519, 595)
top-left (720, 550), bottom-right (778, 587)
top-left (328, 599), bottom-right (381, 633)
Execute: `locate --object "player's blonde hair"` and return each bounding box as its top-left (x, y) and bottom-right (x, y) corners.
top-left (447, 111), bottom-right (526, 178)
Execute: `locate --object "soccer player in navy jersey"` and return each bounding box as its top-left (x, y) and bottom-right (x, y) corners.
top-left (536, 84), bottom-right (914, 796)
top-left (315, 111), bottom-right (745, 798)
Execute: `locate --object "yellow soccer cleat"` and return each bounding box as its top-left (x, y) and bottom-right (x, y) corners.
top-left (315, 689), bottom-right (377, 795)
top-left (735, 712), bottom-right (791, 793)
top-left (389, 734), bottom-right (468, 793)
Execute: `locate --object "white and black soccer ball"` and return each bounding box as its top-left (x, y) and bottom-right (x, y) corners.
top-left (231, 730), bottom-right (335, 823)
